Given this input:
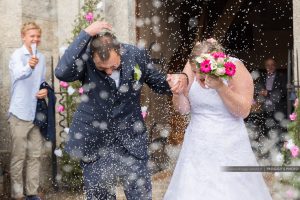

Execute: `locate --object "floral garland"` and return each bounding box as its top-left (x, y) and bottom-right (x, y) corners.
top-left (276, 97), bottom-right (300, 198)
top-left (283, 98), bottom-right (300, 163)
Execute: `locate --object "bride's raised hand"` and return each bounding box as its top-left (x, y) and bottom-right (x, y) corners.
top-left (197, 73), bottom-right (207, 89)
top-left (191, 66), bottom-right (206, 89)
top-left (205, 75), bottom-right (224, 90)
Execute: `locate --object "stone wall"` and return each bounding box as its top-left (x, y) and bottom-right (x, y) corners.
top-left (294, 0), bottom-right (300, 83)
top-left (0, 0), bottom-right (22, 165)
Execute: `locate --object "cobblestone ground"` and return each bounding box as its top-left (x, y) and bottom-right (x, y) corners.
top-left (44, 170), bottom-right (284, 200)
top-left (0, 170), bottom-right (284, 200)
top-left (45, 170), bottom-right (172, 200)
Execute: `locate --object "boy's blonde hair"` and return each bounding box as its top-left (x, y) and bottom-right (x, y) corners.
top-left (21, 22), bottom-right (42, 36)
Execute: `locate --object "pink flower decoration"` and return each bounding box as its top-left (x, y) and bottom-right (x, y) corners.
top-left (142, 111), bottom-right (147, 119)
top-left (78, 87), bottom-right (84, 95)
top-left (57, 105), bottom-right (65, 113)
top-left (211, 52), bottom-right (226, 59)
top-left (224, 62), bottom-right (236, 77)
top-left (286, 189), bottom-right (295, 198)
top-left (289, 112), bottom-right (297, 121)
top-left (85, 12), bottom-right (94, 23)
top-left (200, 60), bottom-right (212, 73)
top-left (294, 98), bottom-right (298, 109)
top-left (59, 81), bottom-right (69, 88)
top-left (290, 145), bottom-right (299, 158)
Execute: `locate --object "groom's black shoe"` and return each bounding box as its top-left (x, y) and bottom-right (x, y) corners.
top-left (25, 195), bottom-right (41, 200)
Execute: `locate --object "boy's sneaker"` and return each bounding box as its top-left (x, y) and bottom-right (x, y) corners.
top-left (25, 195), bottom-right (41, 200)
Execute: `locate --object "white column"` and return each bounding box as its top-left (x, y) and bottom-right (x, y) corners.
top-left (104, 0), bottom-right (136, 44)
top-left (294, 0), bottom-right (300, 83)
top-left (56, 0), bottom-right (80, 49)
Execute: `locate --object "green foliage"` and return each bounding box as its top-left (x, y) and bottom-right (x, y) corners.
top-left (60, 152), bottom-right (83, 190)
top-left (69, 0), bottom-right (103, 42)
top-left (287, 107), bottom-right (300, 147)
top-left (281, 93), bottom-right (300, 192)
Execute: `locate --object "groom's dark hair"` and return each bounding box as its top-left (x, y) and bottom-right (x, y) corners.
top-left (90, 32), bottom-right (121, 61)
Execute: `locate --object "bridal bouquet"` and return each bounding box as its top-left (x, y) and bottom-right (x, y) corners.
top-left (194, 52), bottom-right (236, 79)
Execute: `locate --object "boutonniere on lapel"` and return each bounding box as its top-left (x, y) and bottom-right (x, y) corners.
top-left (134, 64), bottom-right (142, 82)
top-left (133, 64), bottom-right (142, 91)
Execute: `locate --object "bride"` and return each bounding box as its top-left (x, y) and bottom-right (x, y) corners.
top-left (164, 39), bottom-right (272, 200)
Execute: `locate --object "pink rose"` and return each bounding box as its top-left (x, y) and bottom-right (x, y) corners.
top-left (85, 12), bottom-right (94, 23)
top-left (289, 112), bottom-right (297, 121)
top-left (294, 98), bottom-right (298, 109)
top-left (224, 62), bottom-right (236, 77)
top-left (78, 87), bottom-right (84, 95)
top-left (200, 60), bottom-right (212, 74)
top-left (211, 52), bottom-right (226, 59)
top-left (59, 81), bottom-right (69, 88)
top-left (57, 105), bottom-right (65, 113)
top-left (290, 145), bottom-right (299, 158)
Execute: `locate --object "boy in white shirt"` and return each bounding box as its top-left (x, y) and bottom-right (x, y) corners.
top-left (8, 22), bottom-right (47, 200)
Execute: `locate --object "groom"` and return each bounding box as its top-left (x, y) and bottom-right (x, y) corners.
top-left (55, 21), bottom-right (187, 199)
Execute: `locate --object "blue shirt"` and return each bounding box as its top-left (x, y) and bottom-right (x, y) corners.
top-left (8, 45), bottom-right (46, 121)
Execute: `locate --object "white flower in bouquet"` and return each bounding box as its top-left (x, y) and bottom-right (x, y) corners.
top-left (217, 57), bottom-right (226, 63)
top-left (201, 53), bottom-right (213, 60)
top-left (195, 56), bottom-right (205, 64)
top-left (210, 59), bottom-right (218, 70)
top-left (215, 67), bottom-right (226, 76)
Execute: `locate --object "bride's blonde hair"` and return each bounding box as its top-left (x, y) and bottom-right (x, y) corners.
top-left (189, 38), bottom-right (223, 61)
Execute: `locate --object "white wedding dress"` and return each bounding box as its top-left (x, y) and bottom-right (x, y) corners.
top-left (164, 75), bottom-right (272, 199)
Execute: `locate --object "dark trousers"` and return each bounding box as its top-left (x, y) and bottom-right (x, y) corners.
top-left (81, 139), bottom-right (152, 200)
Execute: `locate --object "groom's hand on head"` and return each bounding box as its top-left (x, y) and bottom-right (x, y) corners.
top-left (84, 21), bottom-right (112, 36)
top-left (167, 73), bottom-right (188, 94)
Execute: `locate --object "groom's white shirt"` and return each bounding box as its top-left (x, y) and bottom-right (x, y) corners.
top-left (109, 70), bottom-right (120, 87)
